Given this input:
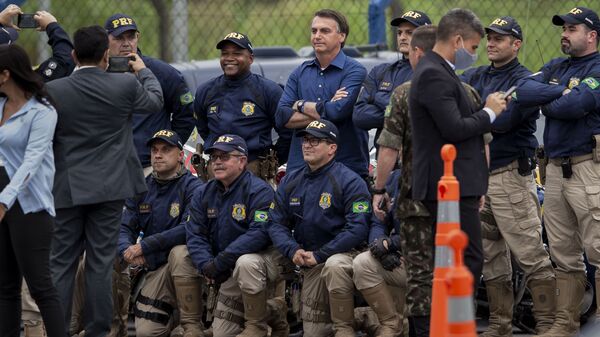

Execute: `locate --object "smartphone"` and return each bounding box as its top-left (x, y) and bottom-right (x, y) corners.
top-left (107, 56), bottom-right (134, 73)
top-left (502, 86), bottom-right (517, 100)
top-left (17, 14), bottom-right (39, 29)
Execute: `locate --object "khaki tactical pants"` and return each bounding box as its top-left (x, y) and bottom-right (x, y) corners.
top-left (544, 160), bottom-right (600, 276)
top-left (211, 247), bottom-right (283, 337)
top-left (352, 251), bottom-right (407, 291)
top-left (300, 253), bottom-right (355, 337)
top-left (481, 166), bottom-right (554, 282)
top-left (134, 245), bottom-right (201, 337)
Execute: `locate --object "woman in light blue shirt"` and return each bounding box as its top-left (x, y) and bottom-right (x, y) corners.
top-left (0, 44), bottom-right (65, 336)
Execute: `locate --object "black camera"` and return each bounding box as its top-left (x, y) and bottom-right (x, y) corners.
top-left (107, 56), bottom-right (135, 73)
top-left (17, 14), bottom-right (39, 29)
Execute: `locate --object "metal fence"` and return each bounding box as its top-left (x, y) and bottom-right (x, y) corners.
top-left (10, 0), bottom-right (600, 71)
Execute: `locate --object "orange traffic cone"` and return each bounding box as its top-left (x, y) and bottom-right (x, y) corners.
top-left (446, 229), bottom-right (476, 337)
top-left (430, 144), bottom-right (460, 337)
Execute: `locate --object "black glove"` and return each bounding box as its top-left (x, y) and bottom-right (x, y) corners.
top-left (369, 236), bottom-right (390, 259)
top-left (201, 260), bottom-right (219, 279)
top-left (380, 252), bottom-right (402, 271)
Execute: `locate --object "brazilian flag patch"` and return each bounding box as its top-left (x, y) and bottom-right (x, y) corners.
top-left (352, 201), bottom-right (370, 213)
top-left (384, 104), bottom-right (392, 118)
top-left (582, 77), bottom-right (600, 90)
top-left (583, 77), bottom-right (600, 90)
top-left (180, 92), bottom-right (194, 105)
top-left (254, 210), bottom-right (269, 222)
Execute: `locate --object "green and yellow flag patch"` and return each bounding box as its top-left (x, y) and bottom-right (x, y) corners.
top-left (352, 201), bottom-right (370, 213)
top-left (180, 92), bottom-right (194, 105)
top-left (254, 210), bottom-right (269, 222)
top-left (583, 77), bottom-right (600, 90)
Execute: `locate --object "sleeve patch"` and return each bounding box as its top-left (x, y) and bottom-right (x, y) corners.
top-left (254, 210), bottom-right (269, 222)
top-left (352, 201), bottom-right (370, 213)
top-left (180, 92), bottom-right (194, 105)
top-left (582, 77), bottom-right (600, 90)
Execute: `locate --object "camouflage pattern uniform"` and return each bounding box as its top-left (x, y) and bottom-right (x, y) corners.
top-left (377, 82), bottom-right (482, 317)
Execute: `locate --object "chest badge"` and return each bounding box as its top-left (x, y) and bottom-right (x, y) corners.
top-left (209, 106), bottom-right (218, 114)
top-left (241, 102), bottom-right (255, 116)
top-left (319, 192), bottom-right (332, 210)
top-left (568, 77), bottom-right (580, 89)
top-left (169, 202), bottom-right (180, 218)
top-left (232, 204), bottom-right (246, 221)
top-left (207, 208), bottom-right (218, 218)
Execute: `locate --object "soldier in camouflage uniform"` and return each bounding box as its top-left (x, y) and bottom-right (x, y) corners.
top-left (373, 25), bottom-right (486, 337)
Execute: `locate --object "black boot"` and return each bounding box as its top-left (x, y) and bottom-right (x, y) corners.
top-left (409, 316), bottom-right (430, 337)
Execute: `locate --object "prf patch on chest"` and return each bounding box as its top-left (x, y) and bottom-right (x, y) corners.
top-left (241, 102), bottom-right (255, 116)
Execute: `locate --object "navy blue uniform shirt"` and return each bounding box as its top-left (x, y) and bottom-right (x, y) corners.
top-left (460, 58), bottom-right (539, 170)
top-left (119, 169), bottom-right (202, 271)
top-left (134, 52), bottom-right (195, 167)
top-left (268, 159), bottom-right (370, 264)
top-left (186, 170), bottom-right (273, 276)
top-left (276, 51), bottom-right (369, 176)
top-left (516, 52), bottom-right (600, 158)
top-left (354, 58), bottom-right (412, 135)
top-left (194, 72), bottom-right (286, 161)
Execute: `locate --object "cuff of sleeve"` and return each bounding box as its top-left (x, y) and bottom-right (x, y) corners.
top-left (483, 107), bottom-right (496, 123)
top-left (315, 102), bottom-right (325, 115)
top-left (46, 22), bottom-right (59, 34)
top-left (0, 193), bottom-right (15, 211)
top-left (313, 250), bottom-right (328, 264)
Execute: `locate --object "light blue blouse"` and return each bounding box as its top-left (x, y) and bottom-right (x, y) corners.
top-left (0, 97), bottom-right (57, 216)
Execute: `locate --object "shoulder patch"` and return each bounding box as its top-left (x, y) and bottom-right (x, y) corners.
top-left (254, 210), bottom-right (269, 222)
top-left (352, 201), bottom-right (370, 213)
top-left (583, 77), bottom-right (600, 90)
top-left (180, 92), bottom-right (194, 105)
top-left (384, 103), bottom-right (392, 118)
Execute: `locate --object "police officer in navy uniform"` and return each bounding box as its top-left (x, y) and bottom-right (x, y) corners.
top-left (119, 130), bottom-right (204, 337)
top-left (105, 13), bottom-right (195, 175)
top-left (353, 10), bottom-right (431, 143)
top-left (460, 17), bottom-right (555, 336)
top-left (194, 32), bottom-right (287, 180)
top-left (186, 134), bottom-right (288, 337)
top-left (516, 7), bottom-right (600, 337)
top-left (268, 119), bottom-right (371, 337)
top-left (0, 5), bottom-right (75, 82)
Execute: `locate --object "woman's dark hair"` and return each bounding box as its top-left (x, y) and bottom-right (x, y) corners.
top-left (0, 44), bottom-right (54, 106)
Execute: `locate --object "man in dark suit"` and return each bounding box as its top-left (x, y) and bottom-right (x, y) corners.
top-left (47, 25), bottom-right (163, 337)
top-left (408, 9), bottom-right (506, 335)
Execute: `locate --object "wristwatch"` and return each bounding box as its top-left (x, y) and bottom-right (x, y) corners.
top-left (370, 186), bottom-right (386, 195)
top-left (296, 100), bottom-right (306, 113)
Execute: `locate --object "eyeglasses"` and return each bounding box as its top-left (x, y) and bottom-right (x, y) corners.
top-left (209, 153), bottom-right (245, 161)
top-left (302, 137), bottom-right (331, 147)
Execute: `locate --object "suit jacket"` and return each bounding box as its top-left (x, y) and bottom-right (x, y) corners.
top-left (47, 67), bottom-right (163, 209)
top-left (409, 51), bottom-right (491, 200)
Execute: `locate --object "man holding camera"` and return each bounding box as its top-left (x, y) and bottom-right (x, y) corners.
top-left (105, 13), bottom-right (195, 175)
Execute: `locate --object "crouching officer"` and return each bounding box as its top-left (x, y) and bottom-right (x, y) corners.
top-left (353, 169), bottom-right (407, 337)
top-left (194, 32), bottom-right (288, 181)
top-left (268, 120), bottom-right (371, 337)
top-left (119, 130), bottom-right (204, 337)
top-left (186, 134), bottom-right (288, 337)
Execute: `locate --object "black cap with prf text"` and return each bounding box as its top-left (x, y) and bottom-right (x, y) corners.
top-left (390, 10), bottom-right (432, 27)
top-left (104, 13), bottom-right (138, 37)
top-left (146, 129), bottom-right (183, 150)
top-left (552, 7), bottom-right (600, 33)
top-left (485, 16), bottom-right (523, 40)
top-left (206, 134), bottom-right (248, 155)
top-left (296, 119), bottom-right (339, 144)
top-left (216, 32), bottom-right (254, 54)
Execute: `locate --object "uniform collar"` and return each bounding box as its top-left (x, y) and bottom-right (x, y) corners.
top-left (304, 158), bottom-right (336, 177)
top-left (489, 57), bottom-right (520, 74)
top-left (215, 170), bottom-right (250, 194)
top-left (569, 51), bottom-right (599, 65)
top-left (224, 71), bottom-right (252, 85)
